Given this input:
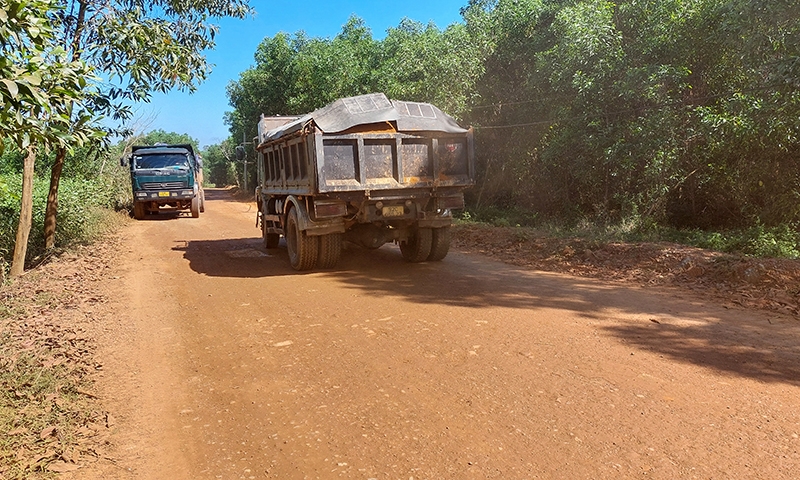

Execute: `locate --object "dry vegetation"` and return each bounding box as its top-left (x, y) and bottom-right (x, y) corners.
top-left (453, 223), bottom-right (800, 317)
top-left (0, 238), bottom-right (122, 479)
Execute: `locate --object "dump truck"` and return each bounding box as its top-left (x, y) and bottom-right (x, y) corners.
top-left (254, 93), bottom-right (475, 270)
top-left (122, 143), bottom-right (205, 219)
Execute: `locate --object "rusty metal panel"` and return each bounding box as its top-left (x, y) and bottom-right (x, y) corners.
top-left (363, 140), bottom-right (396, 183)
top-left (400, 139), bottom-right (432, 182)
top-left (322, 140), bottom-right (358, 181)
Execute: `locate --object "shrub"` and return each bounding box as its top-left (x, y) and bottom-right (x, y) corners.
top-left (0, 174), bottom-right (125, 273)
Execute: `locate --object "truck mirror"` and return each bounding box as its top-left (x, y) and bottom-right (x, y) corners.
top-left (120, 157), bottom-right (128, 167)
top-left (235, 145), bottom-right (245, 161)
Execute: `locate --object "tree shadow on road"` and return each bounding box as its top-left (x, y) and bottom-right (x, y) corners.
top-left (174, 236), bottom-right (800, 386)
top-left (331, 247), bottom-right (800, 388)
top-left (599, 318), bottom-right (800, 386)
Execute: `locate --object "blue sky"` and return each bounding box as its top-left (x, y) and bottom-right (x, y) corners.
top-left (134, 0), bottom-right (469, 149)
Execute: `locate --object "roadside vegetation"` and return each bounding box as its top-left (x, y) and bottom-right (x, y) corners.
top-left (457, 209), bottom-right (800, 259)
top-left (221, 0), bottom-right (800, 258)
top-left (1, 0), bottom-right (798, 475)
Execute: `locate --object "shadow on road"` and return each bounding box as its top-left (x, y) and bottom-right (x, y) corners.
top-left (600, 319), bottom-right (800, 386)
top-left (134, 211), bottom-right (185, 221)
top-left (174, 234), bottom-right (800, 387)
top-left (172, 237), bottom-right (298, 278)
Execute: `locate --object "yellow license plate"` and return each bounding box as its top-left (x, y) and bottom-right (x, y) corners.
top-left (158, 191), bottom-right (170, 197)
top-left (382, 205), bottom-right (404, 217)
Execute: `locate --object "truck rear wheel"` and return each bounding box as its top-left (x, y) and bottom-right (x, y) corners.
top-left (133, 201), bottom-right (145, 220)
top-left (190, 195), bottom-right (200, 218)
top-left (400, 227), bottom-right (432, 263)
top-left (427, 226), bottom-right (451, 261)
top-left (317, 233), bottom-right (343, 269)
top-left (286, 207), bottom-right (318, 270)
top-left (199, 189), bottom-right (205, 213)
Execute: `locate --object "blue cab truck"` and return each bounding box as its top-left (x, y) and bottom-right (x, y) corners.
top-left (254, 93), bottom-right (475, 270)
top-left (122, 143), bottom-right (205, 219)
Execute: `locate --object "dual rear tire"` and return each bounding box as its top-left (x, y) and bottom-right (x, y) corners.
top-left (400, 226), bottom-right (451, 262)
top-left (284, 207), bottom-right (343, 271)
top-left (286, 208), bottom-right (317, 271)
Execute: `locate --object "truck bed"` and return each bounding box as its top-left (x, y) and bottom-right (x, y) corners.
top-left (256, 93), bottom-right (474, 197)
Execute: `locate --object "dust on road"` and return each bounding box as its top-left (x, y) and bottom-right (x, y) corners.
top-left (70, 189), bottom-right (800, 479)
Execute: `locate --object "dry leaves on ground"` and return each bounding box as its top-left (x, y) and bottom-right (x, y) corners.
top-left (452, 223), bottom-right (800, 317)
top-left (0, 238), bottom-right (122, 479)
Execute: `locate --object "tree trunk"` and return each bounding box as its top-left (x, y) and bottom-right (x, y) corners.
top-left (44, 148), bottom-right (66, 250)
top-left (10, 145), bottom-right (36, 278)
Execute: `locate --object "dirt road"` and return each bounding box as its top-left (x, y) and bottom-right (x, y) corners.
top-left (73, 189), bottom-right (800, 479)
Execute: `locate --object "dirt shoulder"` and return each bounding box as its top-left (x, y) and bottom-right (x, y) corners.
top-left (0, 236), bottom-right (124, 478)
top-left (452, 223), bottom-right (800, 317)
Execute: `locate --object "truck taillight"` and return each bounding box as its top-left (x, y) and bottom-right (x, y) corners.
top-left (314, 201), bottom-right (347, 218)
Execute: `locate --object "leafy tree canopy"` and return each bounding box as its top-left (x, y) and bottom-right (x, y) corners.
top-left (137, 129), bottom-right (200, 152)
top-left (225, 14), bottom-right (485, 144)
top-left (0, 0), bottom-right (102, 151)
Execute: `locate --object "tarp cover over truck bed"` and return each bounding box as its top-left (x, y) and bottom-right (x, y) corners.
top-left (258, 93), bottom-right (468, 146)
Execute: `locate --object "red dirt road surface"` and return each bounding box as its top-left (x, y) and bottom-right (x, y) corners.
top-left (66, 189), bottom-right (800, 479)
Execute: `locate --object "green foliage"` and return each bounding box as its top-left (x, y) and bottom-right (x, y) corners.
top-left (201, 139), bottom-right (237, 187)
top-left (56, 0), bottom-right (253, 121)
top-left (0, 0), bottom-right (103, 150)
top-left (466, 0), bottom-right (800, 230)
top-left (659, 224), bottom-right (800, 259)
top-left (134, 129), bottom-right (200, 151)
top-left (0, 173), bottom-right (123, 268)
top-left (225, 14), bottom-right (486, 142)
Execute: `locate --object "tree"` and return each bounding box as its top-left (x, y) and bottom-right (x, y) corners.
top-left (138, 129), bottom-right (200, 152)
top-left (1, 0), bottom-right (101, 277)
top-left (225, 14), bottom-right (483, 146)
top-left (42, 0), bottom-right (253, 250)
top-left (202, 139), bottom-right (238, 187)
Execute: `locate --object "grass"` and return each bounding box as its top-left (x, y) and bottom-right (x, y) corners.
top-left (456, 208), bottom-right (800, 259)
top-left (0, 174), bottom-right (130, 280)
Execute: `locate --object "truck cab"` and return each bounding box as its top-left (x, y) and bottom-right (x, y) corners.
top-left (123, 143), bottom-right (204, 219)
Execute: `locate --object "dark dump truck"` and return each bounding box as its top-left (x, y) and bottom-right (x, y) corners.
top-left (255, 93), bottom-right (475, 270)
top-left (122, 143), bottom-right (205, 219)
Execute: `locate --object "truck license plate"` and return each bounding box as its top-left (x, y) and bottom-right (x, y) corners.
top-left (158, 191), bottom-right (170, 197)
top-left (382, 205), bottom-right (404, 217)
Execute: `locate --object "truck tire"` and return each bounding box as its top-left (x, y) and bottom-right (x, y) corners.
top-left (400, 227), bottom-right (432, 263)
top-left (286, 207), bottom-right (318, 270)
top-left (133, 201), bottom-right (145, 220)
top-left (262, 216), bottom-right (280, 249)
top-left (317, 233), bottom-right (343, 269)
top-left (199, 189), bottom-right (205, 213)
top-left (427, 226), bottom-right (451, 261)
top-left (191, 195), bottom-right (200, 218)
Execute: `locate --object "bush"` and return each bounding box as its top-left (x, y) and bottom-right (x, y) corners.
top-left (0, 174), bottom-right (125, 273)
top-left (655, 224), bottom-right (800, 259)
